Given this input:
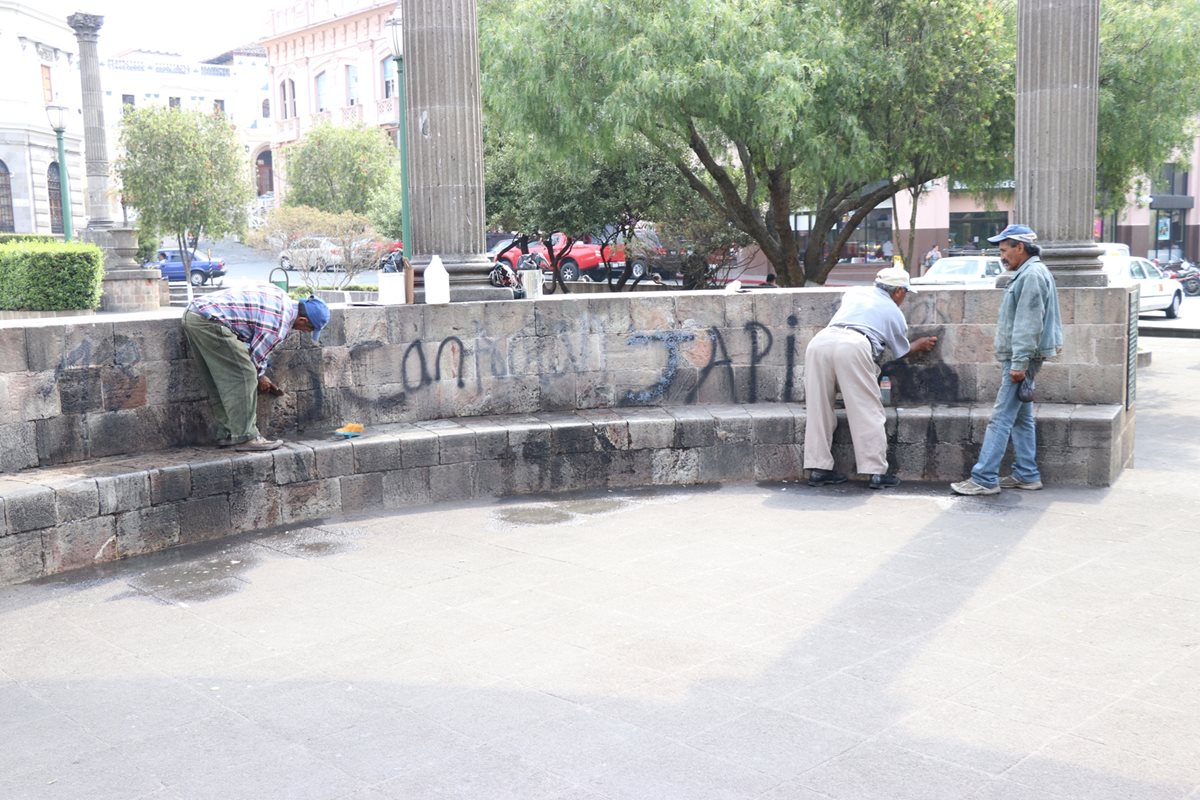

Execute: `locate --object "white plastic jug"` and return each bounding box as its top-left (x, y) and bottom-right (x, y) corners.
top-left (424, 255), bottom-right (450, 304)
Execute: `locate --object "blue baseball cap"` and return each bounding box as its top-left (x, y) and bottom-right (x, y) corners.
top-left (301, 296), bottom-right (330, 343)
top-left (987, 224), bottom-right (1038, 244)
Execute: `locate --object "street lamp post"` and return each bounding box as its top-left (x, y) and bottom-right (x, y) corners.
top-left (386, 13), bottom-right (413, 262)
top-left (45, 104), bottom-right (73, 242)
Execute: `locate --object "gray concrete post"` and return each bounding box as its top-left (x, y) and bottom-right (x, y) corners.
top-left (1014, 0), bottom-right (1106, 286)
top-left (66, 12), bottom-right (114, 230)
top-left (402, 0), bottom-right (493, 289)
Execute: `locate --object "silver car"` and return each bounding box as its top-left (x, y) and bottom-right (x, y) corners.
top-left (279, 236), bottom-right (344, 271)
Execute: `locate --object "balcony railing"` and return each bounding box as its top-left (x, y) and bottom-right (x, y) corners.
top-left (276, 117), bottom-right (300, 141)
top-left (341, 104), bottom-right (364, 124)
top-left (377, 96), bottom-right (398, 123)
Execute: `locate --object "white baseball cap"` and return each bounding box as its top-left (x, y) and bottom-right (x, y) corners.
top-left (875, 265), bottom-right (917, 293)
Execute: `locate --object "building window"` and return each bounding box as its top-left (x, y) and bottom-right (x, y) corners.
top-left (0, 160), bottom-right (14, 233)
top-left (346, 65), bottom-right (359, 106)
top-left (1156, 164), bottom-right (1189, 196)
top-left (42, 65), bottom-right (53, 104)
top-left (949, 211), bottom-right (1008, 251)
top-left (262, 99), bottom-right (270, 118)
top-left (48, 163), bottom-right (63, 234)
top-left (121, 94), bottom-right (135, 112)
top-left (169, 96), bottom-right (181, 109)
top-left (213, 99), bottom-right (225, 115)
top-left (382, 57), bottom-right (396, 99)
top-left (279, 79), bottom-right (296, 119)
top-left (314, 72), bottom-right (327, 112)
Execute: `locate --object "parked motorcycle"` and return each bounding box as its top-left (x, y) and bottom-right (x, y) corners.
top-left (1162, 259), bottom-right (1200, 296)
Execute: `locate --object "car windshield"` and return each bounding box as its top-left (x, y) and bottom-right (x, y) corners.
top-left (926, 258), bottom-right (984, 277)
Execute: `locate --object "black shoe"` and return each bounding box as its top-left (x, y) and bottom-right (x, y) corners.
top-left (808, 469), bottom-right (848, 487)
top-left (868, 473), bottom-right (901, 490)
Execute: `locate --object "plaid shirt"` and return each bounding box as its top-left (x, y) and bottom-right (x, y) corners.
top-left (188, 284), bottom-right (298, 375)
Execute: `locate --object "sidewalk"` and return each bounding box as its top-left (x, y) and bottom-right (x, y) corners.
top-left (0, 340), bottom-right (1198, 800)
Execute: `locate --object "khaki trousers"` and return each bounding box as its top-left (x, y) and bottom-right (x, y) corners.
top-left (803, 327), bottom-right (888, 475)
top-left (182, 310), bottom-right (260, 444)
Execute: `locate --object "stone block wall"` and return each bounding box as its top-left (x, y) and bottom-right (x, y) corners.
top-left (0, 286), bottom-right (1136, 474)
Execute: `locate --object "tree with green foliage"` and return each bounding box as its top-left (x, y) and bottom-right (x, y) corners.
top-left (1097, 0), bottom-right (1200, 214)
top-left (283, 123), bottom-right (397, 216)
top-left (486, 0), bottom-right (1200, 286)
top-left (116, 107), bottom-right (251, 269)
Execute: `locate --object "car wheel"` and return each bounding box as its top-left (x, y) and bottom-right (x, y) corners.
top-left (189, 271), bottom-right (205, 286)
top-left (559, 259), bottom-right (581, 281)
top-left (1166, 292), bottom-right (1182, 319)
top-left (630, 260), bottom-right (648, 279)
top-left (280, 256), bottom-right (292, 270)
top-left (1184, 277), bottom-right (1200, 296)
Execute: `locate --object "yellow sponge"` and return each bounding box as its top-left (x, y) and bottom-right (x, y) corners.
top-left (336, 423), bottom-right (364, 433)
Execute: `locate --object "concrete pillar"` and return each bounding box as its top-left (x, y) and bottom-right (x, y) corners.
top-left (66, 12), bottom-right (113, 230)
top-left (1015, 0), bottom-right (1106, 286)
top-left (402, 0), bottom-right (493, 289)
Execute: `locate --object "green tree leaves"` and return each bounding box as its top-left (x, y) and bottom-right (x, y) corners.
top-left (282, 123), bottom-right (397, 215)
top-left (117, 107), bottom-right (252, 266)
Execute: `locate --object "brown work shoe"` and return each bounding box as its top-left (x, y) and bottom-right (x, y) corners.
top-left (234, 436), bottom-right (283, 452)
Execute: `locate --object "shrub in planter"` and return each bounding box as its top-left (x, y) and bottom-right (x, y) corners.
top-left (0, 241), bottom-right (105, 311)
top-left (0, 233), bottom-right (58, 245)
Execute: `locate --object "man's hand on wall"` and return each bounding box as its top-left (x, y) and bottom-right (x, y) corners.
top-left (910, 336), bottom-right (938, 354)
top-left (258, 376), bottom-right (285, 396)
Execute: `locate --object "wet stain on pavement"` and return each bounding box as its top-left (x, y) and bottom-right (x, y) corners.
top-left (496, 507), bottom-right (574, 526)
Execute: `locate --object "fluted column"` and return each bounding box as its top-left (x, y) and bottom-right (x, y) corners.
top-left (402, 0), bottom-right (491, 287)
top-left (67, 13), bottom-right (113, 230)
top-left (1015, 0), bottom-right (1105, 286)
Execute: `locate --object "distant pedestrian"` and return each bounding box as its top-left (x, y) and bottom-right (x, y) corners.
top-left (805, 266), bottom-right (938, 490)
top-left (882, 239), bottom-right (894, 259)
top-left (182, 284), bottom-right (330, 451)
top-left (924, 244), bottom-right (941, 268)
top-left (951, 224), bottom-right (1062, 495)
top-left (763, 273), bottom-right (779, 288)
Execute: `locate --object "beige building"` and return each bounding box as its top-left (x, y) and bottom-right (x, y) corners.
top-left (261, 0), bottom-right (399, 200)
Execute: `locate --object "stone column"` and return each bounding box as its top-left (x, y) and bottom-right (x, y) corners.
top-left (402, 0), bottom-right (495, 293)
top-left (69, 13), bottom-right (161, 311)
top-left (1014, 0), bottom-right (1106, 286)
top-left (67, 13), bottom-right (113, 230)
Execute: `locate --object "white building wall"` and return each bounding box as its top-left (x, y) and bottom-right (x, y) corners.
top-left (0, 1), bottom-right (84, 234)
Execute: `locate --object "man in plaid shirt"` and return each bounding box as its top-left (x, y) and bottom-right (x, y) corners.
top-left (183, 284), bottom-right (330, 451)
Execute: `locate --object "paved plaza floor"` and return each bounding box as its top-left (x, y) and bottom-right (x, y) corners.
top-left (2, 337), bottom-right (1199, 800)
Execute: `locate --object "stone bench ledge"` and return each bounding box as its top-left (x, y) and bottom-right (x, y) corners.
top-left (0, 402), bottom-right (1129, 586)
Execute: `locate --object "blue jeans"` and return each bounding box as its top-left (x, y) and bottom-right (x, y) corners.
top-left (970, 360), bottom-right (1042, 488)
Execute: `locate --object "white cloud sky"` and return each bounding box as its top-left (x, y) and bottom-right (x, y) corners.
top-left (49, 0), bottom-right (271, 60)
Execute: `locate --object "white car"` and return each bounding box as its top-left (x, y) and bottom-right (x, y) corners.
top-left (911, 255), bottom-right (1004, 288)
top-left (279, 236), bottom-right (344, 271)
top-left (1100, 255), bottom-right (1184, 318)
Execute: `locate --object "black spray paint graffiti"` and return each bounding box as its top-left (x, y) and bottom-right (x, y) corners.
top-left (620, 330), bottom-right (697, 405)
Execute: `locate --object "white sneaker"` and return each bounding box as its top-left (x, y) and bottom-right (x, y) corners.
top-left (950, 478), bottom-right (1001, 496)
top-left (999, 475), bottom-right (1043, 490)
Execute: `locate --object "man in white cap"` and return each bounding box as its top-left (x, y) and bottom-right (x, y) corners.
top-left (805, 265), bottom-right (938, 489)
top-left (951, 224), bottom-right (1062, 495)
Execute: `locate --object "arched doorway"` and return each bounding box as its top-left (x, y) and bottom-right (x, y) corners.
top-left (255, 149), bottom-right (274, 197)
top-left (47, 162), bottom-right (62, 234)
top-left (0, 160), bottom-right (13, 232)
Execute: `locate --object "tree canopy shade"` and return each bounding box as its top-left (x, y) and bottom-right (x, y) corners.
top-left (484, 0), bottom-right (1200, 285)
top-left (483, 0), bottom-right (1014, 285)
top-left (116, 106), bottom-right (251, 266)
top-left (1097, 0), bottom-right (1200, 214)
top-left (282, 123), bottom-right (397, 216)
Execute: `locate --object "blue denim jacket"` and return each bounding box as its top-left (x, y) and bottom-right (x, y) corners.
top-left (993, 256), bottom-right (1063, 371)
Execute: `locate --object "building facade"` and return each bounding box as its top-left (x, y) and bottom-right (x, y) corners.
top-left (0, 1), bottom-right (84, 235)
top-left (261, 0), bottom-right (399, 200)
top-left (100, 46), bottom-right (273, 216)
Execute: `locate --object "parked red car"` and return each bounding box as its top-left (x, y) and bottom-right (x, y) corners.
top-left (491, 233), bottom-right (623, 281)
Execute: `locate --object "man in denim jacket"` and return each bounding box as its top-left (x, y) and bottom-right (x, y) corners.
top-left (952, 224), bottom-right (1063, 495)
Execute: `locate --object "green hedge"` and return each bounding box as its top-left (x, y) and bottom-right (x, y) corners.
top-left (0, 233), bottom-right (59, 245)
top-left (0, 242), bottom-right (105, 311)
